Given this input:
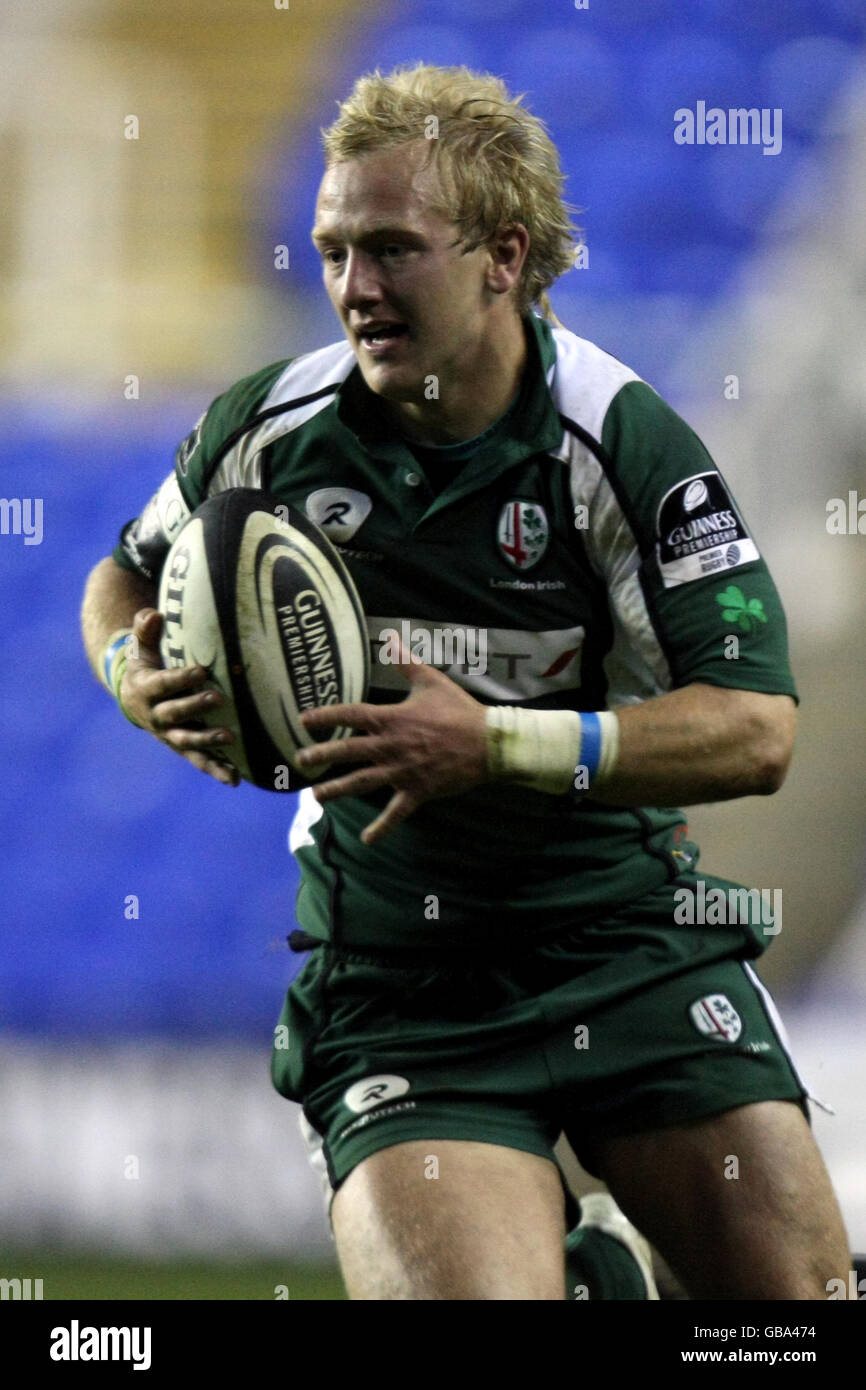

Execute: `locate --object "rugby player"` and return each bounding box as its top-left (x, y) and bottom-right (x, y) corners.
top-left (81, 64), bottom-right (850, 1300)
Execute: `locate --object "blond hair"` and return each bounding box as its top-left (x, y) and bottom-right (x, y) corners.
top-left (321, 63), bottom-right (581, 321)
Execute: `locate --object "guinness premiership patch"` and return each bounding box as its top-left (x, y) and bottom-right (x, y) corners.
top-left (656, 471), bottom-right (759, 588)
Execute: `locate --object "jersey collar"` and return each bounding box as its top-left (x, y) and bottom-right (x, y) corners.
top-left (333, 312), bottom-right (564, 512)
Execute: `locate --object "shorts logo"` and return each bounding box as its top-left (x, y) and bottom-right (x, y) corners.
top-left (305, 488), bottom-right (372, 543)
top-left (689, 994), bottom-right (743, 1043)
top-left (343, 1074), bottom-right (411, 1114)
top-left (497, 501), bottom-right (549, 572)
top-left (656, 471), bottom-right (759, 588)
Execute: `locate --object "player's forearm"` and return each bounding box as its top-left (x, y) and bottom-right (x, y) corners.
top-left (593, 684), bottom-right (796, 806)
top-left (486, 683), bottom-right (796, 806)
top-left (81, 556), bottom-right (157, 683)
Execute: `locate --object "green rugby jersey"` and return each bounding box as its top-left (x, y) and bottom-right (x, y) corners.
top-left (112, 313), bottom-right (797, 949)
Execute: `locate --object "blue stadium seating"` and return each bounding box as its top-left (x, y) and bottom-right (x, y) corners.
top-left (268, 0), bottom-right (864, 376)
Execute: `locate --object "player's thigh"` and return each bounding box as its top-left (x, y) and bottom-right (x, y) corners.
top-left (331, 1138), bottom-right (567, 1300)
top-left (594, 1100), bottom-right (850, 1300)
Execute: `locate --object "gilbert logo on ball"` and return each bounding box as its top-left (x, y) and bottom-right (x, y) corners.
top-left (158, 489), bottom-right (369, 791)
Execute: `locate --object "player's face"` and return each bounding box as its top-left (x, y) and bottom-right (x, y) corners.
top-left (312, 143), bottom-right (498, 402)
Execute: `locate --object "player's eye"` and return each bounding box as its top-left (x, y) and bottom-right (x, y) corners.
top-left (320, 248), bottom-right (345, 266)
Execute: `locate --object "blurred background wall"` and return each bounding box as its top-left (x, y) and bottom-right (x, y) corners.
top-left (2, 0), bottom-right (865, 1283)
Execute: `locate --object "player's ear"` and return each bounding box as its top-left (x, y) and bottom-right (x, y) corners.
top-left (485, 223), bottom-right (530, 296)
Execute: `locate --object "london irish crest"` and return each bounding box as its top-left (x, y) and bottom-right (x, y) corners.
top-left (497, 500), bottom-right (549, 572)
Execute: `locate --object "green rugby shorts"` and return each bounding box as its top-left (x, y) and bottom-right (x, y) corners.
top-left (270, 875), bottom-right (813, 1215)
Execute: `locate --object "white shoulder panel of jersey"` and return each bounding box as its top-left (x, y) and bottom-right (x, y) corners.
top-left (561, 447), bottom-right (673, 705)
top-left (210, 340), bottom-right (357, 494)
top-left (546, 326), bottom-right (642, 452)
top-left (261, 338), bottom-right (356, 413)
top-left (547, 329), bottom-right (673, 703)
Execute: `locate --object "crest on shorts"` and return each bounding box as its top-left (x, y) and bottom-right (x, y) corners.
top-left (497, 500), bottom-right (549, 572)
top-left (689, 994), bottom-right (743, 1043)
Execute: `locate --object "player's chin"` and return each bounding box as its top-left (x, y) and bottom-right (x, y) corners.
top-left (357, 360), bottom-right (424, 401)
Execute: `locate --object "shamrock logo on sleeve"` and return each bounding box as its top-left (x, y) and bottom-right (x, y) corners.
top-left (715, 586), bottom-right (768, 633)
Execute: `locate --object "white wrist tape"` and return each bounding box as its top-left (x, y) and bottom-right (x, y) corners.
top-left (485, 706), bottom-right (620, 795)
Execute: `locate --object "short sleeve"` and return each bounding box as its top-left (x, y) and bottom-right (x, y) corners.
top-left (596, 380), bottom-right (797, 701)
top-left (110, 359), bottom-right (293, 583)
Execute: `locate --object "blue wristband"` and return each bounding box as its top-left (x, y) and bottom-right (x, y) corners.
top-left (104, 632), bottom-right (132, 690)
top-left (579, 712), bottom-right (603, 782)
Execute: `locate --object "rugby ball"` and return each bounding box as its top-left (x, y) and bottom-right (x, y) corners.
top-left (157, 489), bottom-right (369, 792)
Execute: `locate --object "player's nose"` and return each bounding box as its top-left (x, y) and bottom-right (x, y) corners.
top-left (339, 249), bottom-right (383, 312)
